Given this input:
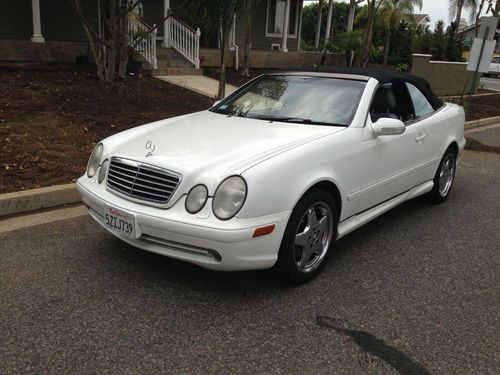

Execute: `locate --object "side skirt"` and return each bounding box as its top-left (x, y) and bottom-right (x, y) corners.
top-left (337, 180), bottom-right (434, 239)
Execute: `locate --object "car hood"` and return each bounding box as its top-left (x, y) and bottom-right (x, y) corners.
top-left (103, 110), bottom-right (344, 188)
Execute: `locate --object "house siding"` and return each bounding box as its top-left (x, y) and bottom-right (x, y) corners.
top-left (141, 0), bottom-right (165, 36)
top-left (0, 0), bottom-right (97, 42)
top-left (0, 0), bottom-right (33, 40)
top-left (235, 0), bottom-right (301, 52)
top-left (40, 0), bottom-right (97, 42)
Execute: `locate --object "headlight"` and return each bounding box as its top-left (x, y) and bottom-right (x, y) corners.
top-left (87, 143), bottom-right (103, 178)
top-left (98, 159), bottom-right (108, 184)
top-left (212, 176), bottom-right (247, 220)
top-left (185, 184), bottom-right (208, 214)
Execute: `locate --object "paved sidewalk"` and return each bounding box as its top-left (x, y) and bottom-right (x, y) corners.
top-left (465, 123), bottom-right (500, 148)
top-left (155, 75), bottom-right (238, 99)
top-left (465, 123), bottom-right (500, 153)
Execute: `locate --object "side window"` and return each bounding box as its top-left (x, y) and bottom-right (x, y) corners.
top-left (405, 83), bottom-right (434, 119)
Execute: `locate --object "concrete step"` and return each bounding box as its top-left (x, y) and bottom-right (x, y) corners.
top-left (156, 48), bottom-right (185, 59)
top-left (156, 60), bottom-right (194, 69)
top-left (151, 68), bottom-right (202, 76)
top-left (156, 52), bottom-right (187, 60)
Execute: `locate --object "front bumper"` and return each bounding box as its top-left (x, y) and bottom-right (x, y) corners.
top-left (77, 178), bottom-right (291, 271)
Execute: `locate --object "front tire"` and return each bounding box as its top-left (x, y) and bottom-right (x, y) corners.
top-left (275, 189), bottom-right (338, 283)
top-left (427, 147), bottom-right (456, 203)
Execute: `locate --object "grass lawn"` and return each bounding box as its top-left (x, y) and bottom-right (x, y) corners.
top-left (0, 69), bottom-right (213, 194)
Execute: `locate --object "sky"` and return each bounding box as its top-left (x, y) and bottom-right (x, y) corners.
top-left (420, 0), bottom-right (449, 25)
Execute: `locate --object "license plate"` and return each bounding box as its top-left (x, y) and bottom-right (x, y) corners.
top-left (104, 205), bottom-right (137, 239)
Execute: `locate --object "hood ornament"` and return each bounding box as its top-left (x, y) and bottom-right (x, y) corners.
top-left (145, 140), bottom-right (155, 157)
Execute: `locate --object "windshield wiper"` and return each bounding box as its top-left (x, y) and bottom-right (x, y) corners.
top-left (252, 115), bottom-right (345, 127)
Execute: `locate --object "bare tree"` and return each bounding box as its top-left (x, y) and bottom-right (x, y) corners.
top-left (209, 0), bottom-right (240, 99)
top-left (70, 0), bottom-right (145, 87)
top-left (241, 0), bottom-right (263, 77)
top-left (70, 0), bottom-right (188, 88)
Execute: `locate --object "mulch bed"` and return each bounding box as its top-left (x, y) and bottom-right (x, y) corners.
top-left (1, 68), bottom-right (499, 194)
top-left (447, 93), bottom-right (500, 121)
top-left (0, 69), bottom-right (213, 194)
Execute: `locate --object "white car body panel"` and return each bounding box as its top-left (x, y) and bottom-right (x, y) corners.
top-left (77, 74), bottom-right (466, 272)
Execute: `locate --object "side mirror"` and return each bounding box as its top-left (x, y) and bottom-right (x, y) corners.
top-left (371, 117), bottom-right (405, 136)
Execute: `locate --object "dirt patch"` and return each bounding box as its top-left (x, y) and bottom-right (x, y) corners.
top-left (0, 69), bottom-right (213, 194)
top-left (460, 94), bottom-right (500, 121)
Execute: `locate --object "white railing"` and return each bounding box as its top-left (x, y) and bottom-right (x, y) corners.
top-left (128, 17), bottom-right (157, 69)
top-left (168, 17), bottom-right (201, 69)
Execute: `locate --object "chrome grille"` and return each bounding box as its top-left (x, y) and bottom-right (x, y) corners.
top-left (106, 157), bottom-right (181, 205)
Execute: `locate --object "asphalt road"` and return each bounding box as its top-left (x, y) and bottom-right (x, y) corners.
top-left (481, 76), bottom-right (500, 91)
top-left (1, 151), bottom-right (499, 374)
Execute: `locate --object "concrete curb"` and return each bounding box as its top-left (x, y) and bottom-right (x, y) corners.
top-left (0, 183), bottom-right (80, 218)
top-left (440, 92), bottom-right (500, 100)
top-left (464, 116), bottom-right (500, 130)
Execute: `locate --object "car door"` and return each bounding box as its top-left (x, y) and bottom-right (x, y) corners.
top-left (355, 83), bottom-right (425, 213)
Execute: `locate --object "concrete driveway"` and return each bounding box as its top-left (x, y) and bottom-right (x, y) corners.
top-left (0, 151), bottom-right (499, 374)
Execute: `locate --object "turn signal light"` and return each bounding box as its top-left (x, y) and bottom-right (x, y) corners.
top-left (252, 224), bottom-right (275, 238)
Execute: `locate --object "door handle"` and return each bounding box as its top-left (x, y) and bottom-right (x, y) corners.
top-left (415, 134), bottom-right (427, 143)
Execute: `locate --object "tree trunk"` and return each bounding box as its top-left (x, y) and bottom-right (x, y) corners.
top-left (218, 31), bottom-right (228, 100)
top-left (314, 0), bottom-right (324, 51)
top-left (347, 0), bottom-right (356, 32)
top-left (117, 14), bottom-right (129, 81)
top-left (454, 0), bottom-right (465, 26)
top-left (383, 29), bottom-right (391, 65)
top-left (105, 0), bottom-right (118, 86)
top-left (242, 18), bottom-right (252, 76)
top-left (361, 0), bottom-right (375, 67)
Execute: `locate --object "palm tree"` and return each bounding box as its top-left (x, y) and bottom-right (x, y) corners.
top-left (380, 0), bottom-right (422, 65)
top-left (449, 0), bottom-right (478, 26)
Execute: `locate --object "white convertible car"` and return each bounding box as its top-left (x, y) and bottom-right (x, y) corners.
top-left (77, 68), bottom-right (465, 282)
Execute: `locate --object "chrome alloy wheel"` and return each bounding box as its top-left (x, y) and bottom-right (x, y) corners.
top-left (438, 153), bottom-right (455, 197)
top-left (293, 202), bottom-right (334, 273)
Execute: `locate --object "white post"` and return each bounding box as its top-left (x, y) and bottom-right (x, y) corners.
top-left (324, 0), bottom-right (333, 46)
top-left (152, 27), bottom-right (158, 68)
top-left (281, 0), bottom-right (291, 52)
top-left (162, 0), bottom-right (170, 47)
top-left (31, 0), bottom-right (45, 43)
top-left (195, 28), bottom-right (201, 69)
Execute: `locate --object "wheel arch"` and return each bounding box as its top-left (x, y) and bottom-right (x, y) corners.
top-left (448, 141), bottom-right (459, 157)
top-left (294, 179), bottom-right (342, 221)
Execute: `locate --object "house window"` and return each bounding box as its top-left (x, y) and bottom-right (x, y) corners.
top-left (266, 0), bottom-right (299, 38)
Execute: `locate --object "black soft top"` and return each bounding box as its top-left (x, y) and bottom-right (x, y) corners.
top-left (272, 67), bottom-right (443, 110)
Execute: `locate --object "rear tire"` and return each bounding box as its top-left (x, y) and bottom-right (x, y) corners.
top-left (427, 147), bottom-right (456, 203)
top-left (275, 189), bottom-right (338, 283)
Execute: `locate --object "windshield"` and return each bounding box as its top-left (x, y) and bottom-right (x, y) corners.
top-left (210, 75), bottom-right (366, 126)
